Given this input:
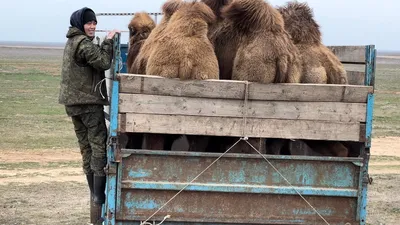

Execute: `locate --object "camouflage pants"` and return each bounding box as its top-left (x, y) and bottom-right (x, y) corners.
top-left (71, 110), bottom-right (107, 176)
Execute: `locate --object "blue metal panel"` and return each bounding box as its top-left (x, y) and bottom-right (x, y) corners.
top-left (120, 44), bottom-right (128, 73)
top-left (109, 81), bottom-right (120, 141)
top-left (116, 150), bottom-right (361, 224)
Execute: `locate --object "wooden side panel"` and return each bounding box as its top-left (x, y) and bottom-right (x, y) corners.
top-left (347, 71), bottom-right (365, 85)
top-left (118, 74), bottom-right (372, 103)
top-left (119, 94), bottom-right (367, 123)
top-left (121, 114), bottom-right (364, 142)
top-left (327, 46), bottom-right (366, 64)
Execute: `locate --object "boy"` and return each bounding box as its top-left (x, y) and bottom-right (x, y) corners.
top-left (59, 7), bottom-right (119, 224)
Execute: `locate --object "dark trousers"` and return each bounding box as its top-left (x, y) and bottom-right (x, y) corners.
top-left (71, 110), bottom-right (107, 176)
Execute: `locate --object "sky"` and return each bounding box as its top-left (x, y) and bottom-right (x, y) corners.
top-left (0, 0), bottom-right (398, 51)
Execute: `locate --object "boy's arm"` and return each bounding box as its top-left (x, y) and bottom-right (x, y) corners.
top-left (77, 38), bottom-right (114, 71)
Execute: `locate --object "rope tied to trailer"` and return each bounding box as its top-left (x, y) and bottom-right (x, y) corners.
top-left (139, 138), bottom-right (245, 225)
top-left (139, 137), bottom-right (332, 225)
top-left (243, 140), bottom-right (331, 225)
top-left (138, 81), bottom-right (330, 225)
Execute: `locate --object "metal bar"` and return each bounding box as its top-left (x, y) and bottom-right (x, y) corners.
top-left (96, 12), bottom-right (163, 16)
top-left (364, 45), bottom-right (376, 88)
top-left (106, 162), bottom-right (118, 225)
top-left (356, 45), bottom-right (376, 224)
top-left (116, 160), bottom-right (124, 221)
top-left (105, 33), bottom-right (122, 225)
top-left (96, 29), bottom-right (129, 33)
top-left (365, 93), bottom-right (375, 148)
top-left (121, 149), bottom-right (363, 163)
top-left (105, 221), bottom-right (337, 225)
top-left (113, 33), bottom-right (122, 80)
top-left (121, 181), bottom-right (359, 197)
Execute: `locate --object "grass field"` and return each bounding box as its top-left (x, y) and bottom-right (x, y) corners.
top-left (0, 47), bottom-right (77, 150)
top-left (0, 46), bottom-right (399, 224)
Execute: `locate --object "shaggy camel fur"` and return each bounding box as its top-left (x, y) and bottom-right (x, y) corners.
top-left (272, 2), bottom-right (349, 157)
top-left (205, 0), bottom-right (302, 154)
top-left (146, 1), bottom-right (219, 80)
top-left (222, 0), bottom-right (302, 84)
top-left (126, 12), bottom-right (155, 72)
top-left (277, 1), bottom-right (348, 84)
top-left (144, 1), bottom-right (219, 152)
top-left (130, 0), bottom-right (185, 74)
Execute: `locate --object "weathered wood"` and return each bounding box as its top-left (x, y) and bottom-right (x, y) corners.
top-left (120, 114), bottom-right (363, 142)
top-left (119, 94), bottom-right (367, 123)
top-left (118, 74), bottom-right (373, 103)
top-left (248, 83), bottom-right (371, 103)
top-left (346, 70), bottom-right (365, 85)
top-left (327, 46), bottom-right (366, 64)
top-left (118, 74), bottom-right (245, 99)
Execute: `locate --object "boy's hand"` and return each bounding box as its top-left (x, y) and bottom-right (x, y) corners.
top-left (107, 29), bottom-right (121, 39)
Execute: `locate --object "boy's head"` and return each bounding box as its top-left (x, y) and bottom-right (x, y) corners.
top-left (70, 7), bottom-right (97, 37)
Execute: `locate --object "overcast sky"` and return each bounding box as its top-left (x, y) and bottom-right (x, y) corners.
top-left (0, 0), bottom-right (397, 51)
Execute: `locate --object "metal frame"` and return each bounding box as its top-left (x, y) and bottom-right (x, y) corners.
top-left (103, 34), bottom-right (376, 224)
top-left (105, 33), bottom-right (122, 225)
top-left (356, 45), bottom-right (376, 224)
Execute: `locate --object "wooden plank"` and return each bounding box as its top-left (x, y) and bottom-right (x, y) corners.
top-left (121, 114), bottom-right (363, 142)
top-left (118, 74), bottom-right (373, 103)
top-left (327, 46), bottom-right (366, 64)
top-left (347, 70), bottom-right (365, 85)
top-left (249, 83), bottom-right (371, 103)
top-left (119, 94), bottom-right (367, 122)
top-left (118, 73), bottom-right (245, 99)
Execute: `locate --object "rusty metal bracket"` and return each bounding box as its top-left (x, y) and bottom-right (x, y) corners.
top-left (109, 136), bottom-right (122, 163)
top-left (105, 163), bottom-right (117, 175)
top-left (364, 174), bottom-right (373, 185)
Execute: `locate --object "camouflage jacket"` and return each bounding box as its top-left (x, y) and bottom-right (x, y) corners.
top-left (58, 27), bottom-right (113, 107)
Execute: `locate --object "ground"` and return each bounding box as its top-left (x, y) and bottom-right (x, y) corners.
top-left (0, 45), bottom-right (399, 225)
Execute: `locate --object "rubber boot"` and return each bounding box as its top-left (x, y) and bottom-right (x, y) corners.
top-left (86, 174), bottom-right (98, 224)
top-left (93, 176), bottom-right (107, 204)
top-left (92, 175), bottom-right (106, 224)
top-left (86, 173), bottom-right (94, 194)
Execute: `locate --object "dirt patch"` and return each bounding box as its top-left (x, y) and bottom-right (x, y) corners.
top-left (372, 137), bottom-right (400, 157)
top-left (0, 182), bottom-right (89, 225)
top-left (367, 174), bottom-right (400, 225)
top-left (0, 148), bottom-right (81, 163)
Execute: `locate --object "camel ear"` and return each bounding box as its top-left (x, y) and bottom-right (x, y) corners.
top-left (162, 0), bottom-right (184, 18)
top-left (196, 2), bottom-right (217, 24)
top-left (201, 0), bottom-right (231, 18)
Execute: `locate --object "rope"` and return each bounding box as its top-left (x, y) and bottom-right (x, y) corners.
top-left (140, 215), bottom-right (171, 225)
top-left (138, 80), bottom-right (330, 225)
top-left (139, 138), bottom-right (244, 225)
top-left (94, 78), bottom-right (106, 99)
top-left (243, 139), bottom-right (331, 225)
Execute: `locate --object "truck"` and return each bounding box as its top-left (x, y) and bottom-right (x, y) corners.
top-left (98, 16), bottom-right (376, 225)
